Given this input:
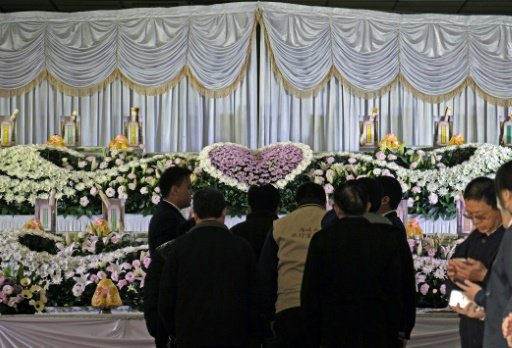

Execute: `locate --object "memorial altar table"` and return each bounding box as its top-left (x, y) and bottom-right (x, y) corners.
top-left (0, 214), bottom-right (456, 233)
top-left (0, 312), bottom-right (459, 348)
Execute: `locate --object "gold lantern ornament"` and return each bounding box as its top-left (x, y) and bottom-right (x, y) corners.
top-left (91, 279), bottom-right (122, 314)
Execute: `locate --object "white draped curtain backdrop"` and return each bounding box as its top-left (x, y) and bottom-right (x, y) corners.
top-left (0, 2), bottom-right (511, 152)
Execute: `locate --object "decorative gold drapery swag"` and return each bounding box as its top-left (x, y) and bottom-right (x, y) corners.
top-left (0, 9), bottom-right (511, 107)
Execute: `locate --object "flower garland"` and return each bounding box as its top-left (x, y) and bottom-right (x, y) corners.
top-left (0, 142), bottom-right (511, 219)
top-left (0, 229), bottom-right (147, 287)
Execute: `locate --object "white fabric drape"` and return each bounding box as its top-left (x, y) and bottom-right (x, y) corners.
top-left (0, 4), bottom-right (257, 92)
top-left (0, 2), bottom-right (510, 152)
top-left (259, 2), bottom-right (512, 99)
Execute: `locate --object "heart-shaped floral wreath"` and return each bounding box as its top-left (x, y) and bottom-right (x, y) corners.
top-left (198, 142), bottom-right (313, 191)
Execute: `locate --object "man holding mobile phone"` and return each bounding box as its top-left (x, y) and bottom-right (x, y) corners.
top-left (447, 177), bottom-right (505, 348)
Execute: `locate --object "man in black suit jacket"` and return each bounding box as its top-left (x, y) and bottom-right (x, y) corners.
top-left (159, 188), bottom-right (262, 347)
top-left (376, 175), bottom-right (407, 236)
top-left (231, 184), bottom-right (280, 258)
top-left (145, 166), bottom-right (194, 348)
top-left (302, 183), bottom-right (403, 348)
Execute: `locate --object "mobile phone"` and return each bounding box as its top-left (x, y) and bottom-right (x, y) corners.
top-left (449, 289), bottom-right (472, 308)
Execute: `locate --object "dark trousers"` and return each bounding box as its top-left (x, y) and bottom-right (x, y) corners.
top-left (459, 317), bottom-right (484, 348)
top-left (274, 307), bottom-right (313, 348)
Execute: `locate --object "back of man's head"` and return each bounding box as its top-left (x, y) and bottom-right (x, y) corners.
top-left (333, 181), bottom-right (369, 215)
top-left (356, 177), bottom-right (383, 213)
top-left (159, 166), bottom-right (192, 198)
top-left (193, 188), bottom-right (226, 219)
top-left (248, 184), bottom-right (280, 213)
top-left (376, 176), bottom-right (403, 210)
top-left (296, 182), bottom-right (326, 207)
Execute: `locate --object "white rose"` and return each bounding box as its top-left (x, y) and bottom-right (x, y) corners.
top-left (105, 187), bottom-right (115, 197)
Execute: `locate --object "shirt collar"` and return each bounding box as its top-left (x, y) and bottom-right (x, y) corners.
top-left (162, 199), bottom-right (186, 219)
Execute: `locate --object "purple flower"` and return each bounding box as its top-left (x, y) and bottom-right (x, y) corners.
top-left (2, 285), bottom-right (14, 295)
top-left (428, 192), bottom-right (439, 205)
top-left (117, 279), bottom-right (128, 289)
top-left (440, 284), bottom-right (447, 295)
top-left (143, 256), bottom-right (151, 269)
top-left (419, 283), bottom-right (430, 295)
top-left (125, 272), bottom-right (136, 283)
top-left (427, 248), bottom-right (436, 258)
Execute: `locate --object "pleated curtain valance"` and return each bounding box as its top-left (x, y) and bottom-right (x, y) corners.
top-left (1, 1), bottom-right (512, 104)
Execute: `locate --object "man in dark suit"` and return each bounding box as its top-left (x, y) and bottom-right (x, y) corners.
top-left (359, 177), bottom-right (416, 347)
top-left (302, 182), bottom-right (403, 347)
top-left (159, 188), bottom-right (262, 347)
top-left (231, 184), bottom-right (280, 258)
top-left (376, 175), bottom-right (406, 235)
top-left (145, 166), bottom-right (194, 348)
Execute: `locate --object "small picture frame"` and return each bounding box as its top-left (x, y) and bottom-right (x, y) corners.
top-left (434, 107), bottom-right (453, 147)
top-left (123, 106), bottom-right (143, 148)
top-left (456, 199), bottom-right (473, 235)
top-left (359, 107), bottom-right (379, 150)
top-left (396, 199), bottom-right (409, 226)
top-left (98, 190), bottom-right (125, 232)
top-left (60, 111), bottom-right (80, 147)
top-left (499, 114), bottom-right (512, 147)
top-left (34, 191), bottom-right (57, 233)
top-left (0, 109), bottom-right (18, 147)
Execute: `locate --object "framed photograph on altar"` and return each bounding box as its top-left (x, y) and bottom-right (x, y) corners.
top-left (456, 199), bottom-right (473, 235)
top-left (396, 199), bottom-right (409, 226)
top-left (0, 109), bottom-right (18, 147)
top-left (98, 190), bottom-right (125, 232)
top-left (35, 193), bottom-right (57, 233)
top-left (123, 106), bottom-right (144, 149)
top-left (60, 111), bottom-right (80, 147)
top-left (499, 114), bottom-right (512, 147)
top-left (359, 107), bottom-right (379, 150)
top-left (433, 107), bottom-right (453, 147)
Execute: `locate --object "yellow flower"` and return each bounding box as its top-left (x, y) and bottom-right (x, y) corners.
top-left (33, 300), bottom-right (46, 312)
top-left (21, 289), bottom-right (33, 299)
top-left (23, 218), bottom-right (44, 232)
top-left (30, 285), bottom-right (42, 293)
top-left (20, 277), bottom-right (31, 286)
top-left (109, 135), bottom-right (129, 150)
top-left (406, 219), bottom-right (423, 238)
top-left (448, 134), bottom-right (465, 146)
top-left (46, 134), bottom-right (65, 147)
top-left (378, 133), bottom-right (401, 150)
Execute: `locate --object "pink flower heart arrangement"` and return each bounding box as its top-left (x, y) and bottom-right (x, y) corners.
top-left (199, 142), bottom-right (313, 191)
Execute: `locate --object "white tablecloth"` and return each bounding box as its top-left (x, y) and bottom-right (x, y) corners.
top-left (0, 312), bottom-right (459, 348)
top-left (0, 214), bottom-right (456, 234)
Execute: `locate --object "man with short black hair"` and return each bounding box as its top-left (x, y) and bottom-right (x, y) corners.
top-left (159, 188), bottom-right (262, 347)
top-left (145, 166), bottom-right (193, 348)
top-left (376, 175), bottom-right (406, 235)
top-left (231, 184), bottom-right (280, 258)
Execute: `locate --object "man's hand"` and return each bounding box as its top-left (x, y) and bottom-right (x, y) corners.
top-left (454, 258), bottom-right (487, 282)
top-left (450, 303), bottom-right (485, 320)
top-left (502, 313), bottom-right (512, 347)
top-left (447, 259), bottom-right (458, 280)
top-left (456, 279), bottom-right (482, 302)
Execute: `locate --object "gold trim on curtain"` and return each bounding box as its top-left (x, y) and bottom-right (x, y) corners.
top-left (1, 11), bottom-right (511, 107)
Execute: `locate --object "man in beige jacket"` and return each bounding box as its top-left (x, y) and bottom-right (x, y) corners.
top-left (259, 182), bottom-right (326, 347)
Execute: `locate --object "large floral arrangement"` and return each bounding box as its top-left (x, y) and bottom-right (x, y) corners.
top-left (408, 234), bottom-right (463, 308)
top-left (0, 142), bottom-right (511, 219)
top-left (0, 227), bottom-right (148, 310)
